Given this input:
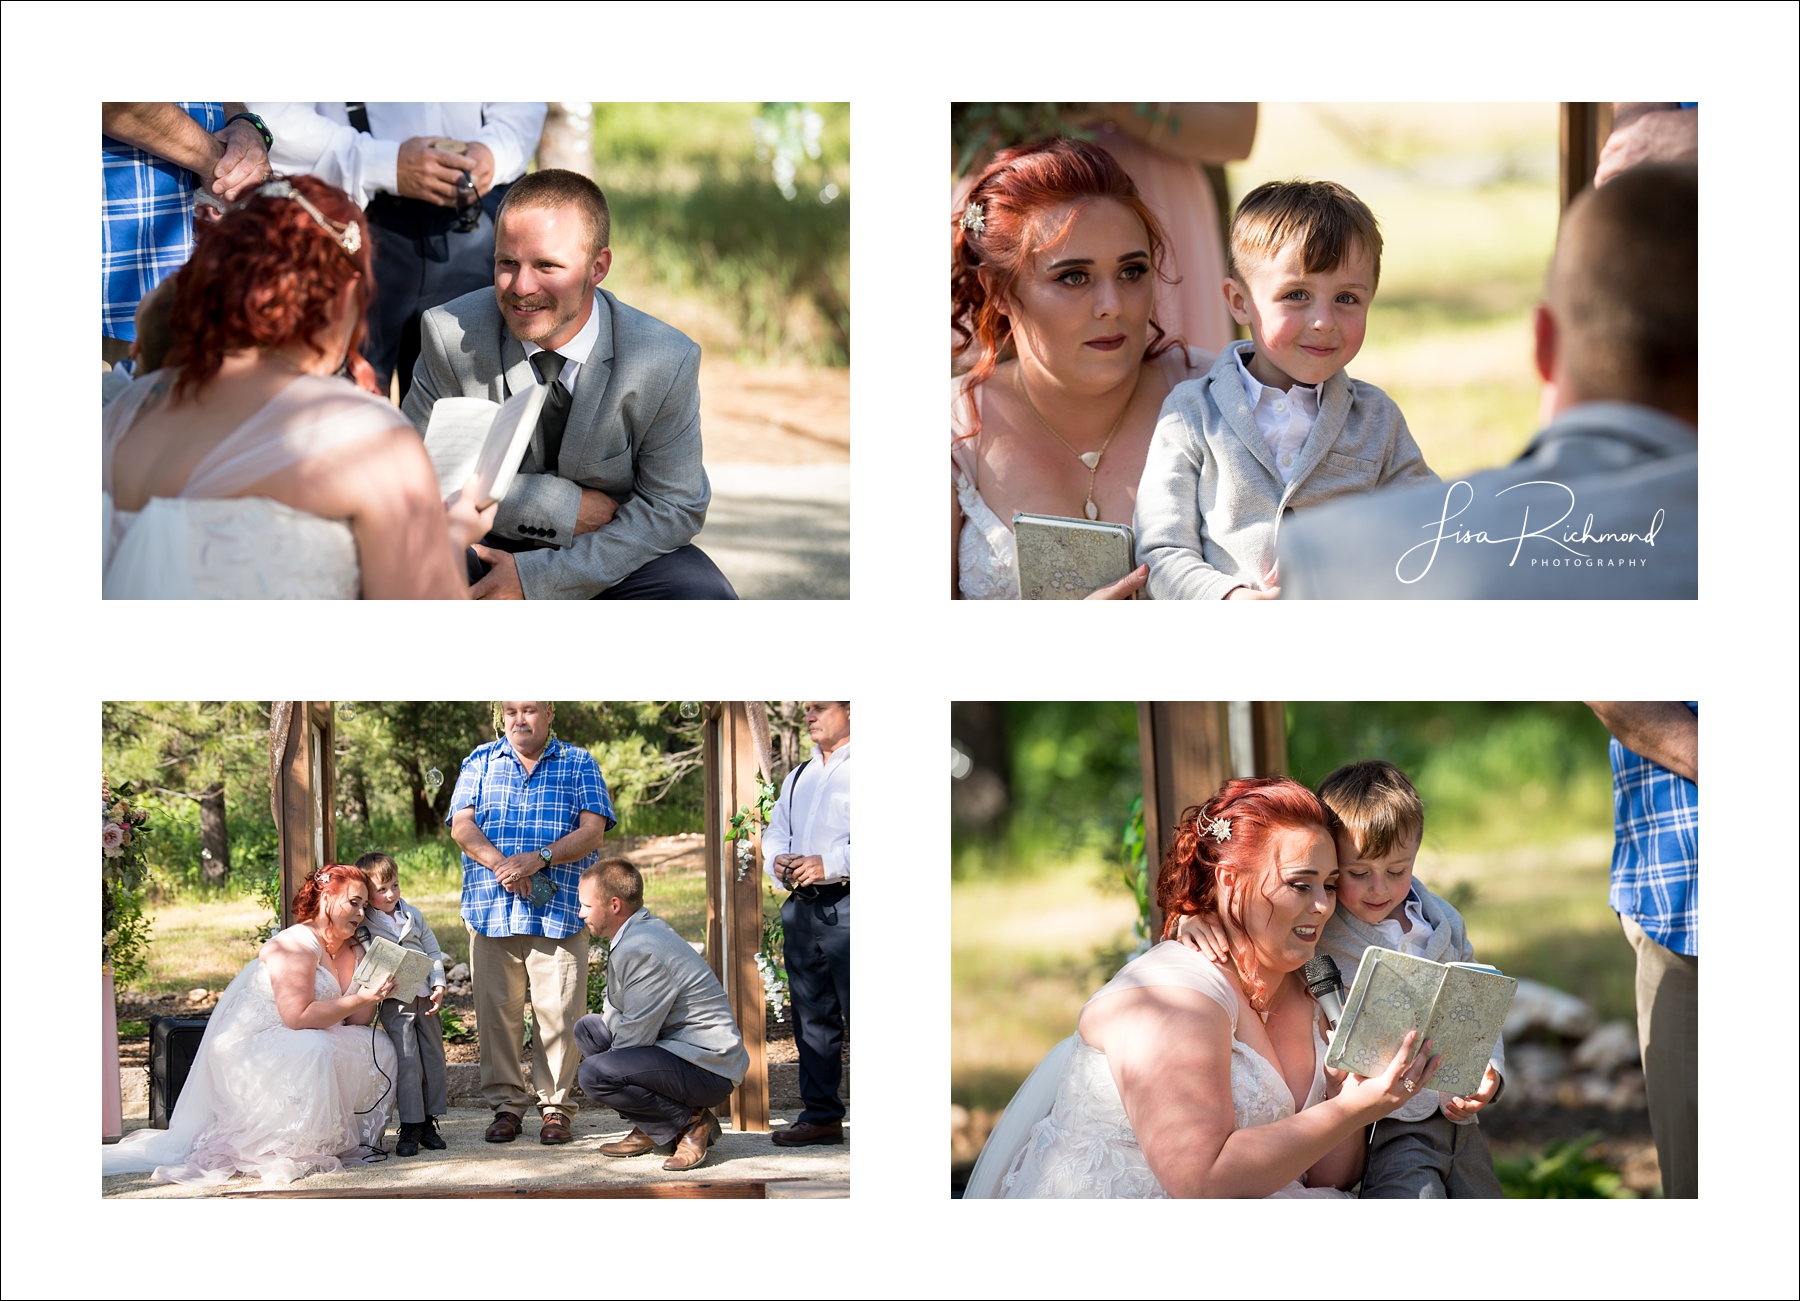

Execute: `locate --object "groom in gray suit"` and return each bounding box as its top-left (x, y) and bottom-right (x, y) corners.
top-left (573, 858), bottom-right (748, 1171)
top-left (403, 168), bottom-right (737, 600)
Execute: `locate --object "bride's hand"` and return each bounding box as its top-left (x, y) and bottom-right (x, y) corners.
top-left (1172, 911), bottom-right (1230, 963)
top-left (445, 475), bottom-right (499, 549)
top-left (358, 974), bottom-right (397, 1005)
top-left (1084, 564), bottom-right (1148, 599)
top-left (1336, 1030), bottom-right (1440, 1120)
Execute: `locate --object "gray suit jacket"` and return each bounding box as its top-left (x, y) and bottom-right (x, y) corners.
top-left (404, 287), bottom-right (710, 600)
top-left (1135, 342), bottom-right (1437, 600)
top-left (602, 911), bottom-right (748, 1085)
top-left (1277, 402), bottom-right (1697, 599)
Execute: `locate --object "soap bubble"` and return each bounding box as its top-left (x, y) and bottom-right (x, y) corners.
top-left (424, 768), bottom-right (444, 794)
top-left (338, 702), bottom-right (357, 721)
top-left (679, 701), bottom-right (701, 720)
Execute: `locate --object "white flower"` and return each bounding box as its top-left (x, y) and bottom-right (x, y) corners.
top-left (102, 823), bottom-right (126, 852)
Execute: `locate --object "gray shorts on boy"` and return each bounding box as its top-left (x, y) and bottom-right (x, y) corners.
top-left (1362, 1111), bottom-right (1502, 1199)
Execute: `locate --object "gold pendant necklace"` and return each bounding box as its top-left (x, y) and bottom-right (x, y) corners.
top-left (1017, 367), bottom-right (1141, 520)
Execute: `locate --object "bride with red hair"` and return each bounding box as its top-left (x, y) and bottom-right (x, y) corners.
top-left (102, 175), bottom-right (493, 598)
top-left (965, 778), bottom-right (1440, 1198)
top-left (103, 864), bottom-right (401, 1186)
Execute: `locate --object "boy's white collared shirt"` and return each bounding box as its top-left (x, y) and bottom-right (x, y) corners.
top-left (1370, 895), bottom-right (1434, 958)
top-left (1233, 349), bottom-right (1320, 485)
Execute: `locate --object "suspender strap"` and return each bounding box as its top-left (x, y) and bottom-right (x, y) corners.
top-left (346, 102), bottom-right (372, 135)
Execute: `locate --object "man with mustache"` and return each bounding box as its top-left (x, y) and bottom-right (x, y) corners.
top-left (404, 168), bottom-right (737, 599)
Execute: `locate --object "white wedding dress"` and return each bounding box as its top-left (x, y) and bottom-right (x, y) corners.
top-left (951, 349), bottom-right (1212, 600)
top-left (102, 371), bottom-right (405, 599)
top-left (102, 924), bottom-right (397, 1187)
top-left (967, 942), bottom-right (1352, 1199)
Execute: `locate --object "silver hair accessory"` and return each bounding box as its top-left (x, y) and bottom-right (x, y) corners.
top-left (255, 179), bottom-right (362, 256)
top-left (1199, 814), bottom-right (1232, 843)
top-left (960, 201), bottom-right (986, 235)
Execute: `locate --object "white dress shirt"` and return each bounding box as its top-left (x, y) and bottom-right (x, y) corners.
top-left (1369, 895), bottom-right (1434, 958)
top-left (1233, 348), bottom-right (1320, 485)
top-left (521, 292), bottom-right (602, 392)
top-left (762, 741), bottom-right (852, 889)
top-left (249, 102), bottom-right (547, 210)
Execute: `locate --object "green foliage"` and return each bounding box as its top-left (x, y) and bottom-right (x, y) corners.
top-left (951, 103), bottom-right (1097, 177)
top-left (102, 778), bottom-right (156, 984)
top-left (118, 1020), bottom-right (149, 1039)
top-left (592, 102), bottom-right (849, 365)
top-left (1120, 795), bottom-right (1151, 943)
top-left (440, 1007), bottom-right (473, 1043)
top-left (587, 948), bottom-right (608, 1015)
top-left (1285, 702), bottom-right (1614, 851)
top-left (1494, 1133), bottom-right (1637, 1198)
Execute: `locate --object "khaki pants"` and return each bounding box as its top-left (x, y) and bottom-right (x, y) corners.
top-left (1621, 914), bottom-right (1697, 1198)
top-left (469, 928), bottom-right (590, 1117)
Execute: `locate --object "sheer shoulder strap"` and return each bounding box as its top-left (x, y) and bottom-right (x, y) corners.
top-left (182, 375), bottom-right (410, 499)
top-left (1086, 941), bottom-right (1240, 1032)
top-left (101, 372), bottom-right (169, 497)
top-left (951, 373), bottom-right (984, 488)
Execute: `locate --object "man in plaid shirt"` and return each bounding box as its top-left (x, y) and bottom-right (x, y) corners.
top-left (100, 103), bottom-right (270, 364)
top-left (1587, 701), bottom-right (1698, 1197)
top-left (449, 701), bottom-right (614, 1145)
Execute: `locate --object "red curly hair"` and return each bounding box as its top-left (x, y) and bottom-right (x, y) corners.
top-left (951, 137), bottom-right (1181, 438)
top-left (163, 174), bottom-right (379, 400)
top-left (291, 862), bottom-right (373, 924)
top-left (1156, 778), bottom-right (1339, 1014)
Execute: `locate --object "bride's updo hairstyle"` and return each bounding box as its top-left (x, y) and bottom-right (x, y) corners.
top-left (1157, 777), bottom-right (1339, 1013)
top-left (291, 863), bottom-right (373, 924)
top-left (164, 174), bottom-right (379, 399)
top-left (951, 137), bottom-right (1180, 437)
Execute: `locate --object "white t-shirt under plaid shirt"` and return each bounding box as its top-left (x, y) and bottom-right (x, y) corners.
top-left (448, 736), bottom-right (615, 940)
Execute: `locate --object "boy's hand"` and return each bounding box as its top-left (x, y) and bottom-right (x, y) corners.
top-left (1173, 912), bottom-right (1231, 963)
top-left (1225, 561), bottom-right (1281, 600)
top-left (1084, 564), bottom-right (1148, 600)
top-left (429, 985), bottom-right (445, 1014)
top-left (1441, 1065), bottom-right (1502, 1122)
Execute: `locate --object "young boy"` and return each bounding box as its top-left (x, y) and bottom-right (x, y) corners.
top-left (1314, 760), bottom-right (1505, 1199)
top-left (357, 852), bottom-right (452, 1157)
top-left (1134, 180), bottom-right (1437, 599)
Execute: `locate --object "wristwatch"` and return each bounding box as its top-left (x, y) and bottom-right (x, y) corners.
top-left (539, 846), bottom-right (555, 868)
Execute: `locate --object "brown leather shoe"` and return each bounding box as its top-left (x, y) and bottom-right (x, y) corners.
top-left (484, 1111), bottom-right (522, 1143)
top-left (662, 1109), bottom-right (718, 1171)
top-left (770, 1118), bottom-right (844, 1147)
top-left (539, 1110), bottom-right (573, 1145)
top-left (598, 1126), bottom-right (660, 1157)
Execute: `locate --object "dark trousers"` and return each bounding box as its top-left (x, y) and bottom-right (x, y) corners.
top-left (1362, 1111), bottom-right (1503, 1199)
top-left (781, 884), bottom-right (850, 1126)
top-left (574, 1015), bottom-right (733, 1145)
top-left (466, 541), bottom-right (739, 600)
top-left (377, 994), bottom-right (448, 1124)
top-left (363, 196), bottom-right (497, 400)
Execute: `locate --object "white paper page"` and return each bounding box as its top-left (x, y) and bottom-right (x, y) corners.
top-left (475, 382), bottom-right (547, 506)
top-left (422, 398), bottom-right (501, 499)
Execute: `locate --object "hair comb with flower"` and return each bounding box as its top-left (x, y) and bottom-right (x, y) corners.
top-left (255, 179), bottom-right (362, 256)
top-left (1199, 813), bottom-right (1232, 843)
top-left (960, 201), bottom-right (985, 235)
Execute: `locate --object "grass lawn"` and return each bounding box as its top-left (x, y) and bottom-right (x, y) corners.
top-left (952, 834), bottom-right (1636, 1112)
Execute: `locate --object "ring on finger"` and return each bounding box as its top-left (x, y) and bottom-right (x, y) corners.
top-left (1401, 1079), bottom-right (1416, 1093)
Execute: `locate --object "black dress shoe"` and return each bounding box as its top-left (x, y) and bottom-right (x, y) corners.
top-left (395, 1122), bottom-right (420, 1156)
top-left (771, 1119), bottom-right (844, 1146)
top-left (418, 1117), bottom-right (447, 1151)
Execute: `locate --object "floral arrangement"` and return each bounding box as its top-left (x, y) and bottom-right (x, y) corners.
top-left (723, 771), bottom-right (790, 1017)
top-left (102, 775), bottom-right (155, 984)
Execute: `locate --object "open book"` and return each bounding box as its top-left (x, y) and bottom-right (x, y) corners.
top-left (352, 935), bottom-right (435, 1001)
top-left (1013, 512), bottom-right (1136, 599)
top-left (1324, 948), bottom-right (1516, 1098)
top-left (422, 383), bottom-right (549, 508)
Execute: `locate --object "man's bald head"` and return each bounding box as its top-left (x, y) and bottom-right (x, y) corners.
top-left (1544, 163), bottom-right (1697, 422)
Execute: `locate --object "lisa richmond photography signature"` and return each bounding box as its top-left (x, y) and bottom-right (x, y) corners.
top-left (1396, 480), bottom-right (1667, 584)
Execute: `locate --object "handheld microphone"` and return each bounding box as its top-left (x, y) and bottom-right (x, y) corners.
top-left (1302, 954), bottom-right (1346, 1030)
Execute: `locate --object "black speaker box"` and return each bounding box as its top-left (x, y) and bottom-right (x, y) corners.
top-left (148, 1015), bottom-right (209, 1129)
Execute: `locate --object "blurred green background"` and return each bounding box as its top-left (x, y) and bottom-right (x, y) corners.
top-left (589, 102), bottom-right (849, 367)
top-left (950, 702), bottom-right (1625, 1111)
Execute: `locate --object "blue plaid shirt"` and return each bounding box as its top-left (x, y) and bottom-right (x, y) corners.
top-left (102, 102), bottom-right (224, 340)
top-left (1608, 702), bottom-right (1698, 956)
top-left (448, 737), bottom-right (615, 939)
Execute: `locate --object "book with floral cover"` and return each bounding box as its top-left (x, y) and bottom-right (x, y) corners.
top-left (1013, 512), bottom-right (1136, 600)
top-left (352, 934), bottom-right (435, 1001)
top-left (1325, 948), bottom-right (1516, 1099)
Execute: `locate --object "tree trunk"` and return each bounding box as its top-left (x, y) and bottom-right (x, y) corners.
top-left (411, 776), bottom-right (436, 841)
top-left (537, 102), bottom-right (594, 178)
top-left (199, 782), bottom-right (230, 884)
top-left (951, 701), bottom-right (1011, 835)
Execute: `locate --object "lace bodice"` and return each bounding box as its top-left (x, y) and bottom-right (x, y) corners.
top-left (997, 943), bottom-right (1350, 1199)
top-left (101, 370), bottom-right (405, 599)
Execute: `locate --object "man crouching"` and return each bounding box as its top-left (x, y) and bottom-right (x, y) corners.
top-left (574, 859), bottom-right (748, 1170)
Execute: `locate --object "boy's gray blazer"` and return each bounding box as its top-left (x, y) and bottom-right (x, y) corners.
top-left (1317, 883), bottom-right (1506, 1107)
top-left (403, 287), bottom-right (711, 601)
top-left (1134, 342), bottom-right (1436, 600)
top-left (602, 911), bottom-right (749, 1085)
top-left (367, 899), bottom-right (449, 999)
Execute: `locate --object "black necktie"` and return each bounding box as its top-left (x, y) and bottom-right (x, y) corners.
top-left (530, 350), bottom-right (572, 475)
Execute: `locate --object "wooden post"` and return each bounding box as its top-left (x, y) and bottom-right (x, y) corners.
top-left (701, 703), bottom-right (770, 1133)
top-left (1560, 102), bottom-right (1615, 213)
top-left (1136, 702), bottom-right (1287, 941)
top-left (273, 701), bottom-right (336, 929)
